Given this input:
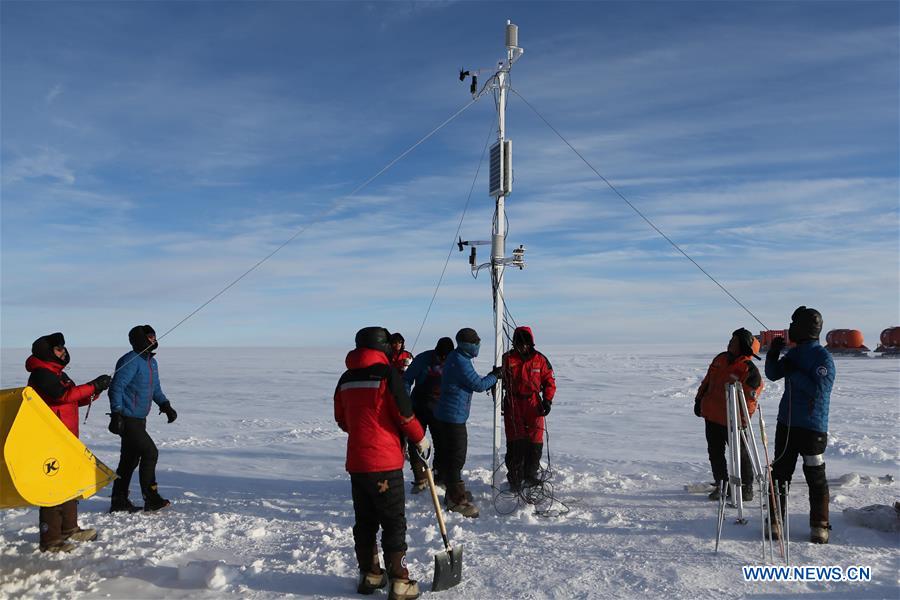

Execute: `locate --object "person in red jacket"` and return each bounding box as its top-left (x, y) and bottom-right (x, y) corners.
top-left (335, 326), bottom-right (429, 600)
top-left (389, 332), bottom-right (414, 373)
top-left (25, 332), bottom-right (111, 553)
top-left (501, 326), bottom-right (557, 491)
top-left (693, 328), bottom-right (764, 502)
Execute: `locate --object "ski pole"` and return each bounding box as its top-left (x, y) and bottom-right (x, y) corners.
top-left (758, 406), bottom-right (785, 559)
top-left (783, 481), bottom-right (790, 565)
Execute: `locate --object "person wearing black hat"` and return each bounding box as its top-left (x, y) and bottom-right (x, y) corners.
top-left (388, 332), bottom-right (414, 373)
top-left (403, 336), bottom-right (455, 492)
top-left (25, 332), bottom-right (111, 552)
top-left (765, 306), bottom-right (836, 544)
top-left (694, 328), bottom-right (764, 502)
top-left (334, 326), bottom-right (428, 599)
top-left (108, 325), bottom-right (176, 513)
top-left (432, 328), bottom-right (501, 518)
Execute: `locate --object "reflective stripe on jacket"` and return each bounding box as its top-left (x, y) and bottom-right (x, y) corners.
top-left (335, 347), bottom-right (424, 473)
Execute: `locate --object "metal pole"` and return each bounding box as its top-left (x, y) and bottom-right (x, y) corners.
top-left (735, 386), bottom-right (767, 561)
top-left (784, 481), bottom-right (790, 565)
top-left (490, 27), bottom-right (512, 489)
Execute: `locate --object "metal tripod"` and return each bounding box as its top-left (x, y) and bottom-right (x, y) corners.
top-left (714, 382), bottom-right (788, 563)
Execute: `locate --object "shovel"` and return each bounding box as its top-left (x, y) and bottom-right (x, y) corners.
top-left (423, 462), bottom-right (463, 591)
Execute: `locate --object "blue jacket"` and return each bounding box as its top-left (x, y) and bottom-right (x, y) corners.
top-left (765, 340), bottom-right (835, 433)
top-left (404, 350), bottom-right (433, 395)
top-left (109, 351), bottom-right (170, 418)
top-left (434, 347), bottom-right (497, 424)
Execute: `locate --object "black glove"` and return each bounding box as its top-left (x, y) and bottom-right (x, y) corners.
top-left (693, 398), bottom-right (702, 417)
top-left (540, 399), bottom-right (552, 416)
top-left (108, 412), bottom-right (124, 435)
top-left (770, 337), bottom-right (786, 355)
top-left (90, 374), bottom-right (112, 393)
top-left (159, 403), bottom-right (177, 423)
top-left (491, 366), bottom-right (503, 378)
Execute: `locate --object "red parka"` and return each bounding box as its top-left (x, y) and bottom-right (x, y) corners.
top-left (390, 349), bottom-right (413, 373)
top-left (25, 356), bottom-right (95, 437)
top-left (501, 326), bottom-right (557, 443)
top-left (334, 348), bottom-right (425, 473)
top-left (696, 351), bottom-right (763, 427)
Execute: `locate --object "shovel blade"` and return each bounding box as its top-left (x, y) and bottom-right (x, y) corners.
top-left (431, 545), bottom-right (463, 592)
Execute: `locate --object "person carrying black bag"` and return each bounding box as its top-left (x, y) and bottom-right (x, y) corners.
top-left (108, 325), bottom-right (177, 513)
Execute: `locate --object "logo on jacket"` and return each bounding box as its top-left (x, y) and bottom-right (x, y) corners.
top-left (816, 366), bottom-right (828, 377)
top-left (377, 479), bottom-right (389, 494)
top-left (43, 458), bottom-right (60, 476)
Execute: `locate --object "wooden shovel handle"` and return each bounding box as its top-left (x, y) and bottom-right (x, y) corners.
top-left (424, 465), bottom-right (451, 551)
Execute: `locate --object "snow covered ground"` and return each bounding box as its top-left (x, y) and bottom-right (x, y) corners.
top-left (1, 346), bottom-right (897, 599)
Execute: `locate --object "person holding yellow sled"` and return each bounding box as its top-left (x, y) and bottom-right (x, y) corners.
top-left (26, 332), bottom-right (111, 552)
top-left (108, 325), bottom-right (177, 513)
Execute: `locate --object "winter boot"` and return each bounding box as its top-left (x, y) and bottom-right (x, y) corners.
top-left (110, 496), bottom-right (142, 513)
top-left (357, 569), bottom-right (387, 594)
top-left (741, 484), bottom-right (754, 502)
top-left (805, 463), bottom-right (830, 544)
top-left (63, 527), bottom-right (98, 542)
top-left (410, 480), bottom-right (427, 494)
top-left (57, 499), bottom-right (96, 541)
top-left (810, 521), bottom-right (831, 544)
top-left (809, 489), bottom-right (830, 544)
top-left (708, 481), bottom-right (729, 501)
top-left (385, 551), bottom-right (420, 600)
top-left (354, 544), bottom-right (386, 594)
top-left (445, 482), bottom-right (479, 518)
top-left (40, 540), bottom-right (76, 553)
top-left (39, 504), bottom-right (65, 552)
top-left (143, 485), bottom-right (171, 512)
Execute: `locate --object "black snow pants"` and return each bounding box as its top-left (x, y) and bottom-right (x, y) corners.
top-left (704, 419), bottom-right (753, 486)
top-left (771, 423), bottom-right (829, 524)
top-left (433, 419), bottom-right (467, 486)
top-left (111, 416), bottom-right (159, 499)
top-left (350, 469), bottom-right (407, 570)
top-left (408, 403), bottom-right (441, 484)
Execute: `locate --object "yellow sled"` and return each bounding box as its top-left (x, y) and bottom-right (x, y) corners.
top-left (0, 386), bottom-right (116, 509)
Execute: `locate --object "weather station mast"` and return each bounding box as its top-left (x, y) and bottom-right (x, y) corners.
top-left (459, 21), bottom-right (526, 488)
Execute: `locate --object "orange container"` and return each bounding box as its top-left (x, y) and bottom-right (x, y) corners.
top-left (826, 329), bottom-right (866, 349)
top-left (881, 327), bottom-right (900, 348)
top-left (844, 330), bottom-right (864, 348)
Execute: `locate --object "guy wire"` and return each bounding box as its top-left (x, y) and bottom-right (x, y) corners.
top-left (113, 96), bottom-right (481, 376)
top-left (510, 88), bottom-right (769, 332)
top-left (410, 116), bottom-right (497, 353)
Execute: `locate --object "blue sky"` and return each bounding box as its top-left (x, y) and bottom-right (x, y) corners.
top-left (1, 1), bottom-right (898, 351)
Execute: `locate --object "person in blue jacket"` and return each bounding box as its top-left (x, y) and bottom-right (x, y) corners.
top-left (403, 336), bottom-right (454, 493)
top-left (765, 306), bottom-right (835, 544)
top-left (433, 328), bottom-right (501, 518)
top-left (108, 325), bottom-right (178, 513)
